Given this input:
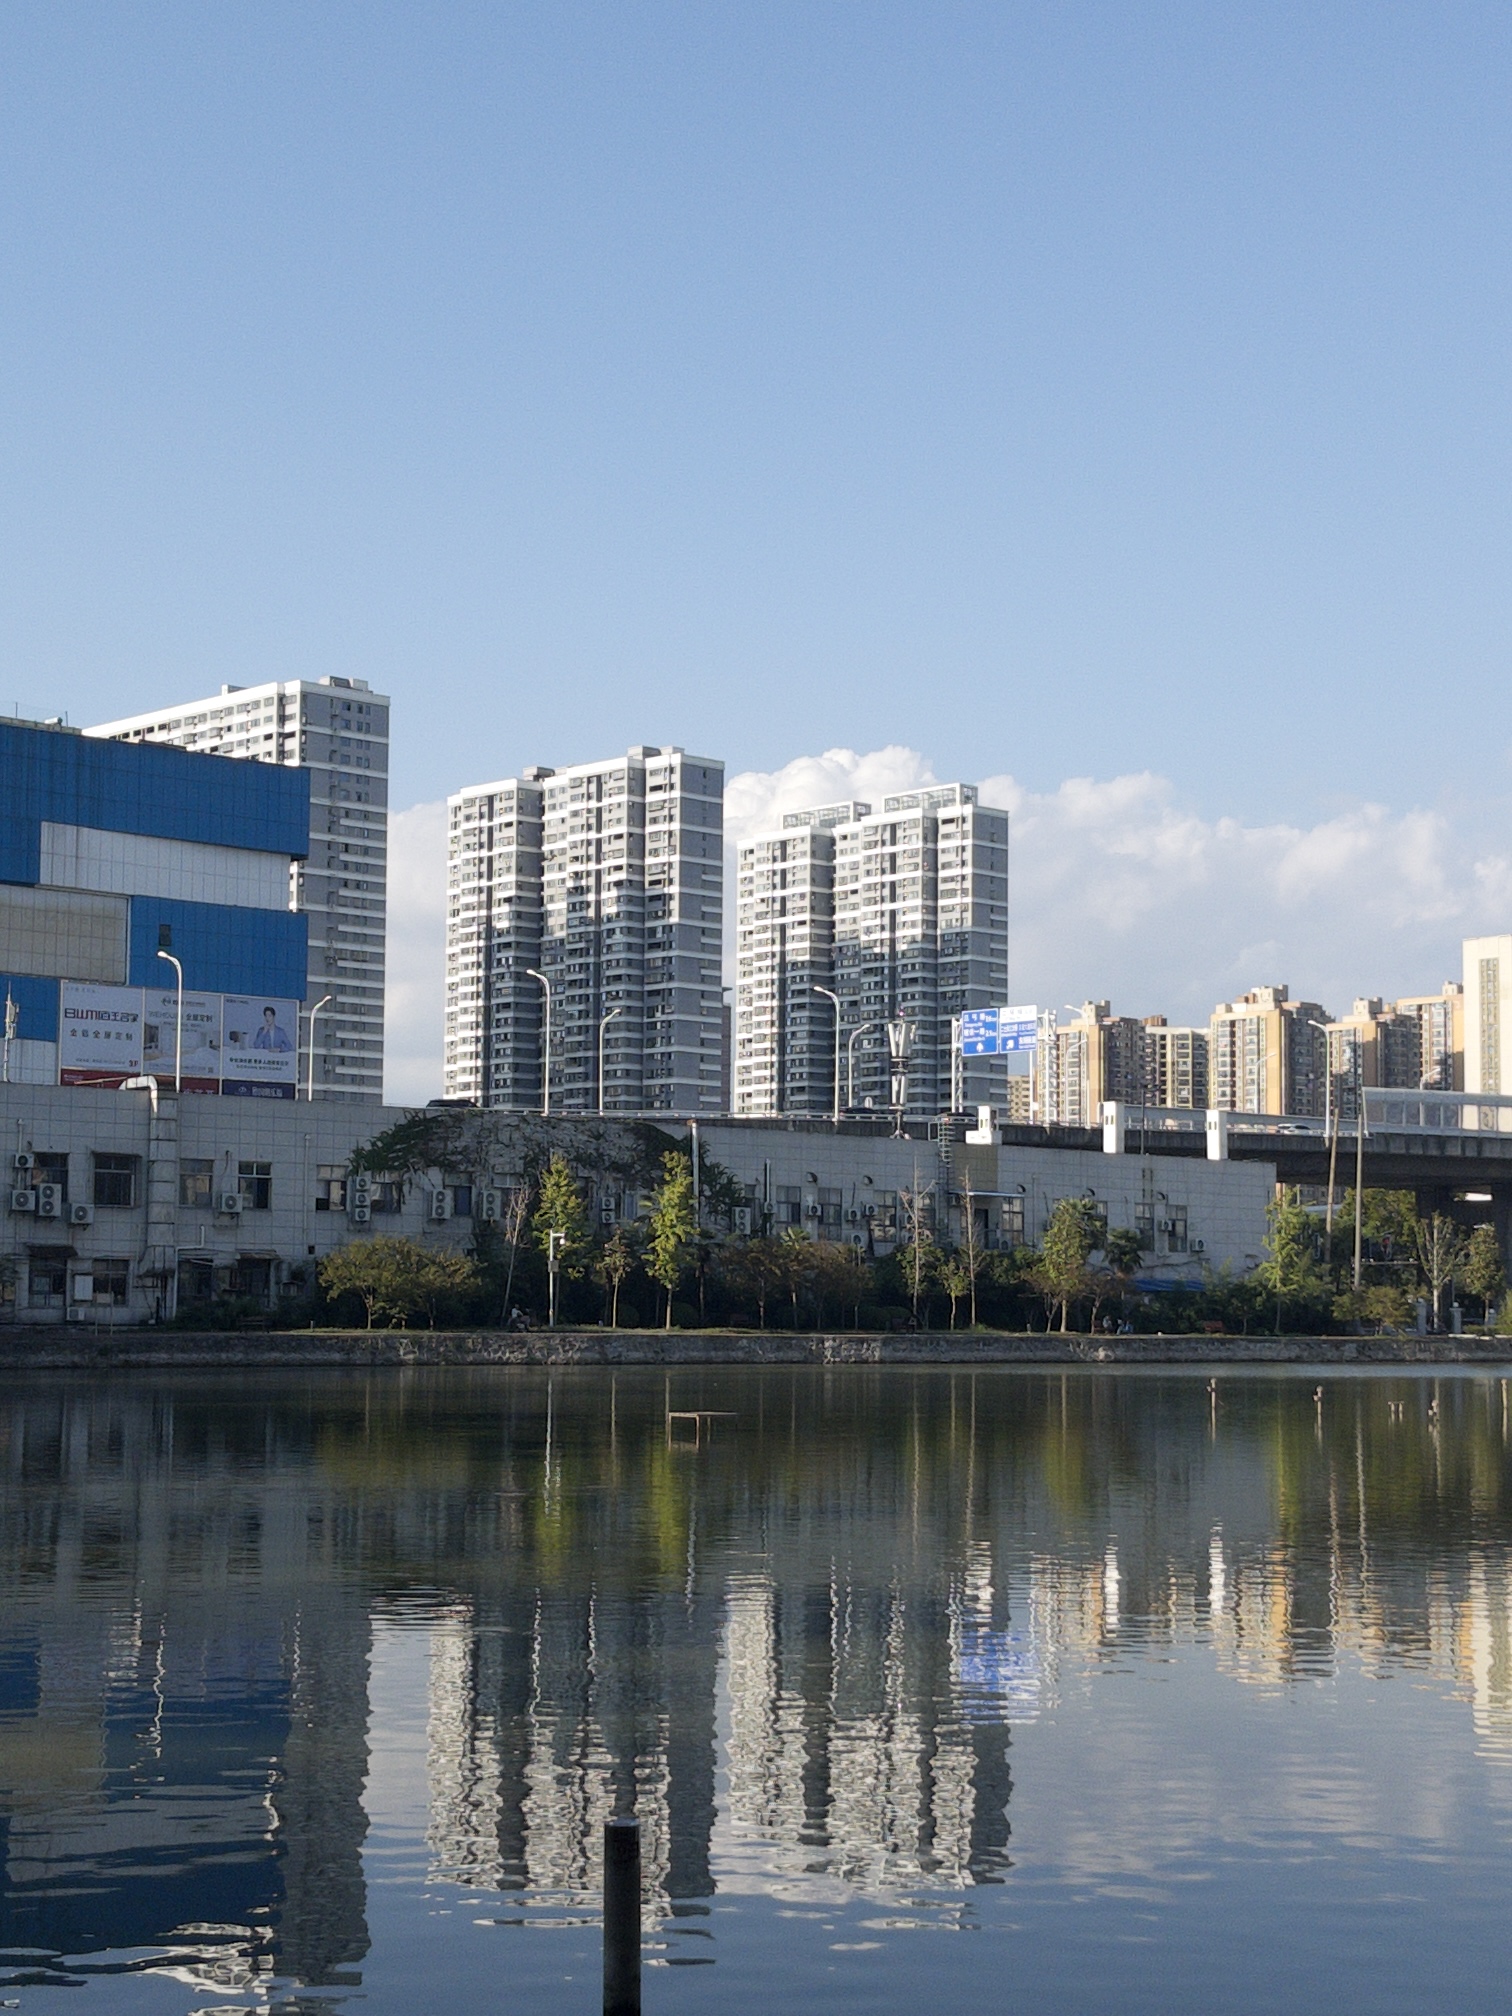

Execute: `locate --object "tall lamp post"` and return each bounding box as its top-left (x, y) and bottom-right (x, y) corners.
top-left (813, 985), bottom-right (842, 1126)
top-left (846, 1020), bottom-right (877, 1112)
top-left (155, 948), bottom-right (184, 1092)
top-left (598, 1005), bottom-right (624, 1116)
top-left (306, 994), bottom-right (333, 1103)
top-left (526, 969), bottom-right (552, 1116)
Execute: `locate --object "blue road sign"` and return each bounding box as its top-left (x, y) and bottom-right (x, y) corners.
top-left (959, 1006), bottom-right (1037, 1055)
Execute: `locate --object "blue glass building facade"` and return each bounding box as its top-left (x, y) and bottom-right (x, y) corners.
top-left (0, 720), bottom-right (309, 1071)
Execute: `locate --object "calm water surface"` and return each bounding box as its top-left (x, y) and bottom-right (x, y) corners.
top-left (3, 1365), bottom-right (1512, 2014)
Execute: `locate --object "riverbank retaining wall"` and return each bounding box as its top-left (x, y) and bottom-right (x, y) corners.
top-left (2, 1327), bottom-right (1510, 1369)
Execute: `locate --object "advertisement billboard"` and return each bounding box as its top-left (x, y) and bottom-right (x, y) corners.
top-left (959, 1005), bottom-right (1038, 1056)
top-left (142, 988), bottom-right (222, 1092)
top-left (59, 982), bottom-right (145, 1086)
top-left (220, 996), bottom-right (299, 1098)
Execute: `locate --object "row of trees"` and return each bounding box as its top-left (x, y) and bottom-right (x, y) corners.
top-left (310, 1145), bottom-right (1511, 1336)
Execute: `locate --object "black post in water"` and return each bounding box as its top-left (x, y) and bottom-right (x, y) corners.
top-left (603, 1817), bottom-right (641, 2016)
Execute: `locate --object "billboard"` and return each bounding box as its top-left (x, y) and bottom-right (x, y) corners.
top-left (142, 988), bottom-right (222, 1092)
top-left (220, 996), bottom-right (299, 1099)
top-left (959, 1005), bottom-right (1038, 1056)
top-left (59, 982), bottom-right (145, 1086)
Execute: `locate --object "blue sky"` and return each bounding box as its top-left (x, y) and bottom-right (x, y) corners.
top-left (5, 2), bottom-right (1511, 816)
top-left (4, 4), bottom-right (1511, 1094)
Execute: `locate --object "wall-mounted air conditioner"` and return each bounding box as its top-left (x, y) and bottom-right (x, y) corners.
top-left (69, 1202), bottom-right (93, 1227)
top-left (218, 1192), bottom-right (244, 1215)
top-left (350, 1203), bottom-right (371, 1224)
top-left (35, 1184), bottom-right (61, 1219)
top-left (12, 1151), bottom-right (33, 1172)
top-left (9, 1188), bottom-right (36, 1213)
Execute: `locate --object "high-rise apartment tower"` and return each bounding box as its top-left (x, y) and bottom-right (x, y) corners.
top-left (734, 784), bottom-right (1009, 1118)
top-left (88, 678), bottom-right (388, 1102)
top-left (444, 747), bottom-right (724, 1114)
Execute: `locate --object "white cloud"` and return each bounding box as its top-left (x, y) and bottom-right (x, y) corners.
top-left (384, 752), bottom-right (1510, 1104)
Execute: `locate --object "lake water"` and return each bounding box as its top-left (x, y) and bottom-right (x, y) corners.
top-left (3, 1365), bottom-right (1512, 2014)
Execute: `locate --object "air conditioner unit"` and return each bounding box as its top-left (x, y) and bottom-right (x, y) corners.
top-left (733, 1205), bottom-right (753, 1235)
top-left (862, 1204), bottom-right (876, 1218)
top-left (349, 1175), bottom-right (373, 1216)
top-left (429, 1190), bottom-right (452, 1221)
top-left (69, 1202), bottom-right (93, 1227)
top-left (805, 1203), bottom-right (821, 1218)
top-left (479, 1188), bottom-right (503, 1222)
top-left (1193, 1239), bottom-right (1205, 1253)
top-left (846, 1209), bottom-right (859, 1222)
top-left (218, 1192), bottom-right (244, 1215)
top-left (9, 1188), bottom-right (36, 1213)
top-left (350, 1203), bottom-right (371, 1225)
top-left (35, 1183), bottom-right (61, 1219)
top-left (12, 1151), bottom-right (33, 1172)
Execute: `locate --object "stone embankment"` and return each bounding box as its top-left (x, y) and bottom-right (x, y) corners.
top-left (1, 1328), bottom-right (1510, 1370)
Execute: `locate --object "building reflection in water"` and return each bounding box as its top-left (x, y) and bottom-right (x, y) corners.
top-left (5, 1369), bottom-right (1512, 1991)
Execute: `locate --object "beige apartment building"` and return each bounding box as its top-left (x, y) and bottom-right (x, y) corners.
top-left (1324, 983), bottom-right (1464, 1115)
top-left (1208, 985), bottom-right (1331, 1117)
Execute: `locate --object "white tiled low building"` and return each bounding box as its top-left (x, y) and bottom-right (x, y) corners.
top-left (0, 1085), bottom-right (1276, 1325)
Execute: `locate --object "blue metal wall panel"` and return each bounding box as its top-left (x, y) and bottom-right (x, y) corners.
top-left (0, 974), bottom-right (59, 1042)
top-left (0, 722), bottom-right (309, 884)
top-left (127, 898), bottom-right (308, 999)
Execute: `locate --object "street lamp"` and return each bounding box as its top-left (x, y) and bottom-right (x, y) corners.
top-left (546, 1228), bottom-right (565, 1328)
top-left (846, 1020), bottom-right (878, 1112)
top-left (598, 1005), bottom-right (625, 1116)
top-left (1302, 1018), bottom-right (1338, 1238)
top-left (306, 994), bottom-right (333, 1102)
top-left (813, 985), bottom-right (841, 1126)
top-left (526, 969), bottom-right (552, 1116)
top-left (155, 948), bottom-right (183, 1092)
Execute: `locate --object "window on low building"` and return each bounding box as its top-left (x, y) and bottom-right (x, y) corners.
top-left (314, 1165), bottom-right (347, 1211)
top-left (180, 1159), bottom-right (215, 1210)
top-left (238, 1161), bottom-right (272, 1210)
top-left (28, 1252), bottom-right (69, 1308)
top-left (999, 1197), bottom-right (1026, 1248)
top-left (177, 1257), bottom-right (214, 1305)
top-left (93, 1154), bottom-right (139, 1210)
top-left (371, 1180), bottom-right (403, 1214)
top-left (774, 1185), bottom-right (802, 1226)
top-left (91, 1259), bottom-right (130, 1305)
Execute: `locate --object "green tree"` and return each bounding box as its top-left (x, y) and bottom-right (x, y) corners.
top-left (897, 1177), bottom-right (936, 1324)
top-left (646, 1152), bottom-right (697, 1327)
top-left (713, 1236), bottom-right (786, 1328)
top-left (532, 1155), bottom-right (589, 1276)
top-left (774, 1228), bottom-right (817, 1329)
top-left (939, 1250), bottom-right (974, 1329)
top-left (1033, 1198), bottom-right (1104, 1332)
top-left (319, 1237), bottom-right (478, 1329)
top-left (594, 1226), bottom-right (637, 1328)
top-left (1254, 1190), bottom-right (1330, 1332)
top-left (1462, 1224), bottom-right (1505, 1324)
top-left (1414, 1211), bottom-right (1468, 1330)
top-left (810, 1239), bottom-right (869, 1328)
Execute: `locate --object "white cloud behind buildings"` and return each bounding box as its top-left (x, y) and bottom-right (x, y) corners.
top-left (383, 750), bottom-right (1512, 1107)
